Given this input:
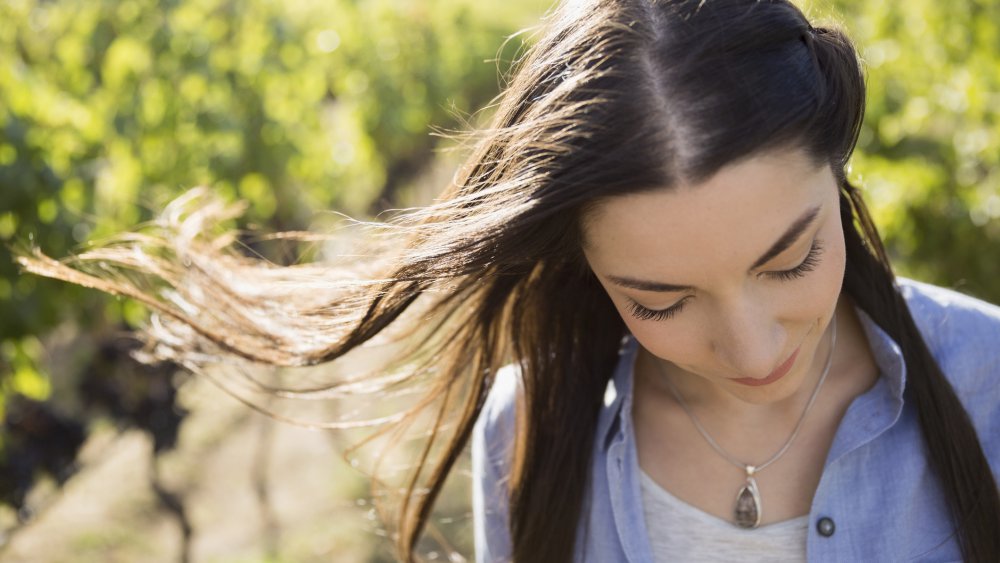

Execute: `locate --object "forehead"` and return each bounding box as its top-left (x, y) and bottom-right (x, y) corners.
top-left (582, 148), bottom-right (835, 279)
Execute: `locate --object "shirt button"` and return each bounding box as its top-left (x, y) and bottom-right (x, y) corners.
top-left (816, 517), bottom-right (836, 537)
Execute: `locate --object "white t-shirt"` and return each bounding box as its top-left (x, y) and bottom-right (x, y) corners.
top-left (640, 469), bottom-right (808, 562)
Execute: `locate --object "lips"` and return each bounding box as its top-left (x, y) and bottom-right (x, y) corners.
top-left (732, 346), bottom-right (801, 387)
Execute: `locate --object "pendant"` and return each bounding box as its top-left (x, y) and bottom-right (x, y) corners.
top-left (734, 465), bottom-right (762, 529)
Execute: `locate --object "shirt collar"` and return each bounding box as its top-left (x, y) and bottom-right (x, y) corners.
top-left (597, 335), bottom-right (639, 450)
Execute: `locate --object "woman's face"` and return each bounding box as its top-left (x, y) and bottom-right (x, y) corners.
top-left (582, 147), bottom-right (846, 405)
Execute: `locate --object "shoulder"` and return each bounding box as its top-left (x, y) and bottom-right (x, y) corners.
top-left (898, 277), bottom-right (1000, 367)
top-left (473, 364), bottom-right (521, 470)
top-left (896, 276), bottom-right (1000, 414)
top-left (471, 366), bottom-right (520, 563)
top-left (899, 276), bottom-right (1000, 328)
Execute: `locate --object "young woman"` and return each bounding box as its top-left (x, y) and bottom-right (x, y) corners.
top-left (20, 0), bottom-right (1000, 561)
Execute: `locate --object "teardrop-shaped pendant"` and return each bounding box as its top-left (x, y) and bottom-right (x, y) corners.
top-left (734, 472), bottom-right (762, 529)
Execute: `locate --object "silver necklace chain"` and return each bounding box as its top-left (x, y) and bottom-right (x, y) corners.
top-left (658, 315), bottom-right (838, 475)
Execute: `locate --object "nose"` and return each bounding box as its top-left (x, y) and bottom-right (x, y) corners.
top-left (709, 298), bottom-right (786, 379)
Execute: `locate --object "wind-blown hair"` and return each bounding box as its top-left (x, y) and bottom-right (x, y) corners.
top-left (19, 0), bottom-right (1000, 561)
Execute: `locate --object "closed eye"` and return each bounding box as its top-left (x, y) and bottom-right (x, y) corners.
top-left (625, 239), bottom-right (825, 322)
top-left (626, 296), bottom-right (689, 321)
top-left (763, 239), bottom-right (824, 282)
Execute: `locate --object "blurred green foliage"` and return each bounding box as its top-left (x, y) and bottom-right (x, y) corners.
top-left (810, 0), bottom-right (1000, 299)
top-left (1, 0), bottom-right (998, 472)
top-left (0, 0), bottom-right (548, 420)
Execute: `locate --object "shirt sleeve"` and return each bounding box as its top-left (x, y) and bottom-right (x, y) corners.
top-left (471, 367), bottom-right (519, 563)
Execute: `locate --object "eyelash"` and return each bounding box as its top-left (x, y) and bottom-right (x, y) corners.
top-left (627, 297), bottom-right (689, 322)
top-left (626, 239), bottom-right (825, 322)
top-left (764, 238), bottom-right (825, 282)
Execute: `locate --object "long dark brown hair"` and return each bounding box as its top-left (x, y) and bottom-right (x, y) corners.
top-left (18, 0), bottom-right (1000, 561)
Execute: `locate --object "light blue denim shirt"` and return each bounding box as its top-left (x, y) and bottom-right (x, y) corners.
top-left (472, 278), bottom-right (1000, 562)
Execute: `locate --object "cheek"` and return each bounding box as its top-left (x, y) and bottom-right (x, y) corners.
top-left (768, 211), bottom-right (848, 324)
top-left (809, 220), bottom-right (848, 315)
top-left (759, 231), bottom-right (847, 328)
top-left (611, 297), bottom-right (704, 364)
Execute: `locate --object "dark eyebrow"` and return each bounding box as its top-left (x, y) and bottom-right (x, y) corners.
top-left (606, 204), bottom-right (823, 293)
top-left (606, 276), bottom-right (694, 293)
top-left (748, 204), bottom-right (822, 270)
